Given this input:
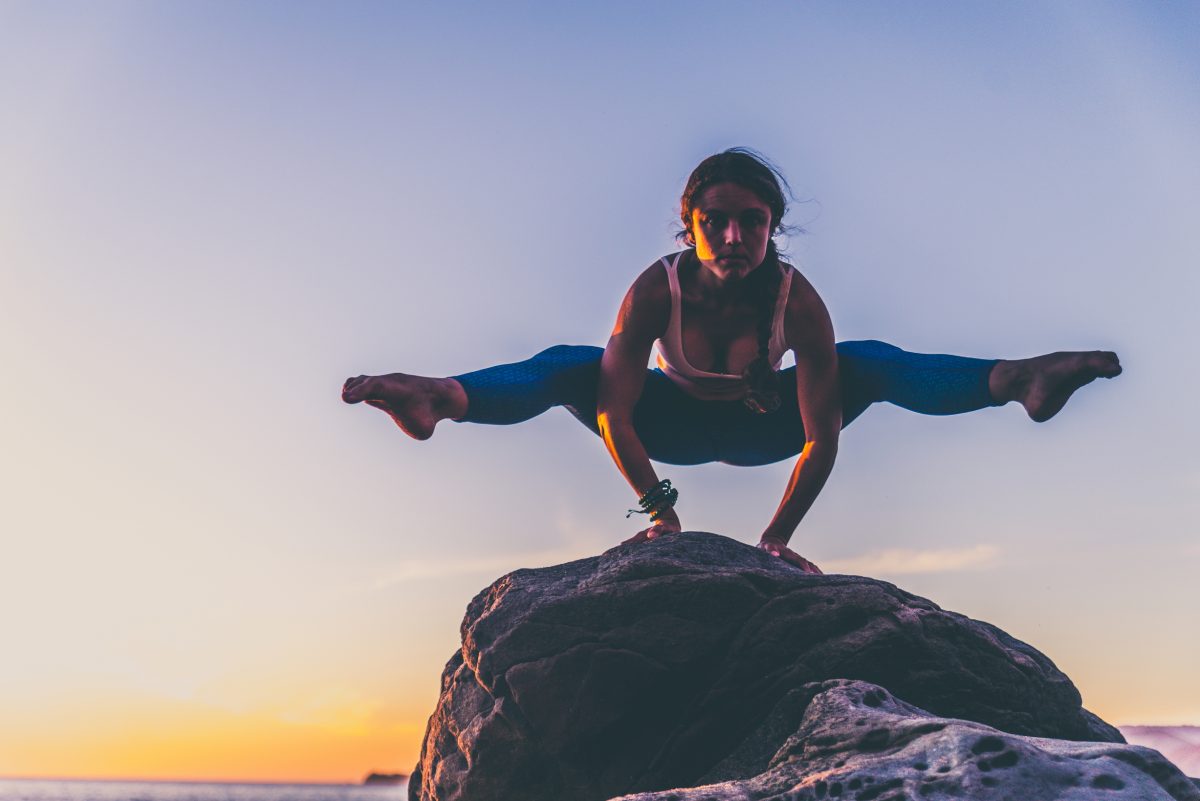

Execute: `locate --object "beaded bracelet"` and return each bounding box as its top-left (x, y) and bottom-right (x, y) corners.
top-left (626, 479), bottom-right (679, 522)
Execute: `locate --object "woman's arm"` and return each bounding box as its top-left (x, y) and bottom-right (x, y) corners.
top-left (758, 272), bottom-right (842, 572)
top-left (597, 263), bottom-right (681, 543)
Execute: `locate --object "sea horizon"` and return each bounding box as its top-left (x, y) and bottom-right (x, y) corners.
top-left (0, 777), bottom-right (408, 801)
top-left (0, 777), bottom-right (392, 785)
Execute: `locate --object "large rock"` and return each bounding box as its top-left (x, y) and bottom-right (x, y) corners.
top-left (616, 680), bottom-right (1200, 801)
top-left (407, 532), bottom-right (1126, 801)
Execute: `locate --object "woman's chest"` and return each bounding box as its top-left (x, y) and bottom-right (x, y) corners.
top-left (678, 299), bottom-right (764, 375)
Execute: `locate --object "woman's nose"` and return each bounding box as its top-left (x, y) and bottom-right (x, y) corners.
top-left (725, 221), bottom-right (743, 244)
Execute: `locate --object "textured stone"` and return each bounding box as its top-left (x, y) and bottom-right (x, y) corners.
top-left (407, 531), bottom-right (1124, 801)
top-left (614, 680), bottom-right (1200, 801)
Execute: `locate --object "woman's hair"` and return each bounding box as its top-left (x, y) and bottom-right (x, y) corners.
top-left (677, 148), bottom-right (793, 413)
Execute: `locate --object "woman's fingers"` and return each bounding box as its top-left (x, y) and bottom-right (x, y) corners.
top-left (621, 522), bottom-right (681, 546)
top-left (761, 542), bottom-right (824, 574)
top-left (779, 550), bottom-right (804, 568)
top-left (621, 530), bottom-right (649, 546)
top-left (795, 556), bottom-right (823, 574)
top-left (790, 552), bottom-right (823, 574)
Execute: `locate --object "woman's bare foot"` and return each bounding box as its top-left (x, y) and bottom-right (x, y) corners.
top-left (341, 373), bottom-right (468, 440)
top-left (989, 351), bottom-right (1122, 422)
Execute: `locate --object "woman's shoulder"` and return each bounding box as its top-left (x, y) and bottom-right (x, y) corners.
top-left (780, 261), bottom-right (823, 308)
top-left (780, 262), bottom-right (834, 349)
top-left (628, 251), bottom-right (684, 302)
top-left (610, 252), bottom-right (679, 342)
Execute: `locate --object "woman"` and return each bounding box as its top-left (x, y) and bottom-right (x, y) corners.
top-left (342, 149), bottom-right (1121, 574)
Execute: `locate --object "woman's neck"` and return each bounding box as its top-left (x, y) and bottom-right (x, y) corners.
top-left (684, 249), bottom-right (766, 306)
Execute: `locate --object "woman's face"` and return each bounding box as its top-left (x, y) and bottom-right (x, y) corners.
top-left (689, 182), bottom-right (774, 283)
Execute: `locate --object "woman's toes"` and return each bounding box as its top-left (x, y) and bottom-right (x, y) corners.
top-left (1099, 352), bottom-right (1122, 377)
top-left (342, 376), bottom-right (369, 403)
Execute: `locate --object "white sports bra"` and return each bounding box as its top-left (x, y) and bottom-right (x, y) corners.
top-left (655, 251), bottom-right (793, 401)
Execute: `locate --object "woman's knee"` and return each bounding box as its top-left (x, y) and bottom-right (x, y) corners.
top-left (534, 344), bottom-right (605, 365)
top-left (837, 341), bottom-right (894, 414)
top-left (531, 345), bottom-right (603, 407)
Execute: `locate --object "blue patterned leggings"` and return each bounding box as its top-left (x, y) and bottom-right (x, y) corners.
top-left (452, 341), bottom-right (1002, 466)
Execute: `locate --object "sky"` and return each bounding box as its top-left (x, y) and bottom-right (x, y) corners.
top-left (1, 0), bottom-right (1198, 785)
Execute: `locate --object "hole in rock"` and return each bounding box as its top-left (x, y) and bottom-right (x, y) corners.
top-left (859, 728), bottom-right (891, 752)
top-left (853, 777), bottom-right (902, 800)
top-left (971, 736), bottom-right (1005, 754)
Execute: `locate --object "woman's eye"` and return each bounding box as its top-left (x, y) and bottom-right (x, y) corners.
top-left (703, 215), bottom-right (726, 228)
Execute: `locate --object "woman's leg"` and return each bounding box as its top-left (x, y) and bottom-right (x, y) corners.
top-left (710, 340), bottom-right (1121, 467)
top-left (836, 340), bottom-right (1003, 426)
top-left (839, 340), bottom-right (1122, 425)
top-left (344, 340), bottom-right (1119, 454)
top-left (344, 345), bottom-right (718, 463)
top-left (342, 345), bottom-right (604, 439)
top-left (453, 345), bottom-right (722, 465)
top-left (450, 345), bottom-right (605, 426)
top-left (707, 341), bottom-right (1003, 466)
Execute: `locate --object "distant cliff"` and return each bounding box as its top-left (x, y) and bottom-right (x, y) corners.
top-left (406, 531), bottom-right (1198, 800)
top-left (1123, 727), bottom-right (1200, 779)
top-left (363, 772), bottom-right (407, 786)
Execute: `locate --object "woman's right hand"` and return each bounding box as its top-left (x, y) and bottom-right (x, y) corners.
top-left (758, 537), bottom-right (824, 574)
top-left (621, 507), bottom-right (682, 545)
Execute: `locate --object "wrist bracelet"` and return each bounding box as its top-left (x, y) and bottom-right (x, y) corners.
top-left (626, 479), bottom-right (678, 520)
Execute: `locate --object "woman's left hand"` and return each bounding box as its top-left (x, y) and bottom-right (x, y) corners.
top-left (621, 507), bottom-right (682, 545)
top-left (758, 536), bottom-right (823, 574)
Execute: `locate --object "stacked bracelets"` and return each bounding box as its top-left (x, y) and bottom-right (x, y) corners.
top-left (626, 479), bottom-right (679, 522)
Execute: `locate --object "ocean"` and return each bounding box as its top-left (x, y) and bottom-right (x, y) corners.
top-left (0, 780), bottom-right (408, 801)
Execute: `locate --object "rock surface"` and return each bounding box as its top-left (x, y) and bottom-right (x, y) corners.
top-left (615, 680), bottom-right (1200, 801)
top-left (407, 532), bottom-right (1130, 801)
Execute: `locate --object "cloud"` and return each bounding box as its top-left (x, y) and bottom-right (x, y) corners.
top-left (824, 544), bottom-right (1001, 577)
top-left (367, 545), bottom-right (595, 590)
top-left (371, 541), bottom-right (1006, 587)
